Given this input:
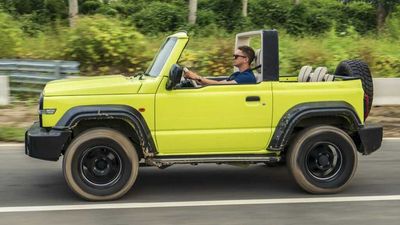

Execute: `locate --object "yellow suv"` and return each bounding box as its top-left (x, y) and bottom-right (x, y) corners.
top-left (25, 30), bottom-right (383, 201)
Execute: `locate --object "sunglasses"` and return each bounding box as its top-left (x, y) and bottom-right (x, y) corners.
top-left (233, 54), bottom-right (247, 59)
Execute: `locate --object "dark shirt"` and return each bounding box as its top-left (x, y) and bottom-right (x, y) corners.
top-left (227, 69), bottom-right (256, 84)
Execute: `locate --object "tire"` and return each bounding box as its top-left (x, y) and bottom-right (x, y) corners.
top-left (334, 60), bottom-right (373, 120)
top-left (63, 128), bottom-right (139, 201)
top-left (287, 126), bottom-right (358, 194)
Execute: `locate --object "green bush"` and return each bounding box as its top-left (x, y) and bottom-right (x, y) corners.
top-left (197, 9), bottom-right (217, 27)
top-left (19, 13), bottom-right (46, 36)
top-left (0, 12), bottom-right (23, 58)
top-left (248, 0), bottom-right (288, 29)
top-left (44, 0), bottom-right (67, 20)
top-left (202, 0), bottom-right (245, 32)
top-left (63, 15), bottom-right (149, 74)
top-left (132, 2), bottom-right (186, 34)
top-left (80, 1), bottom-right (102, 14)
top-left (285, 4), bottom-right (309, 36)
top-left (180, 38), bottom-right (234, 76)
top-left (341, 2), bottom-right (376, 35)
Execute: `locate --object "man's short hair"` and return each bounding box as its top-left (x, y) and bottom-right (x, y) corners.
top-left (238, 46), bottom-right (255, 65)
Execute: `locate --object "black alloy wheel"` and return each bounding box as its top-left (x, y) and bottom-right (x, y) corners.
top-left (79, 146), bottom-right (123, 188)
top-left (305, 142), bottom-right (343, 181)
top-left (63, 128), bottom-right (139, 201)
top-left (287, 125), bottom-right (358, 194)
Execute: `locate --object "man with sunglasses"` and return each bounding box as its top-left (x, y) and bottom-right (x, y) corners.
top-left (183, 46), bottom-right (257, 85)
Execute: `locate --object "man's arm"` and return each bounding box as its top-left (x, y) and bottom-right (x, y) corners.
top-left (184, 70), bottom-right (237, 85)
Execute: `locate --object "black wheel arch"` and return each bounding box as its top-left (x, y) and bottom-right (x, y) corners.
top-left (268, 102), bottom-right (362, 152)
top-left (55, 105), bottom-right (158, 157)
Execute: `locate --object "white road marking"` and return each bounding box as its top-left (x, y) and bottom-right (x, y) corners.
top-left (1, 195), bottom-right (400, 213)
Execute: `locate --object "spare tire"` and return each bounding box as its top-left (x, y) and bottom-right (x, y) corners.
top-left (334, 60), bottom-right (373, 121)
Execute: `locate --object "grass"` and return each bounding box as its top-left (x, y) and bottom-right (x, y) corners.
top-left (0, 127), bottom-right (26, 142)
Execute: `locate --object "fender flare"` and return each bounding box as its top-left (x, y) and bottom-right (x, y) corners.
top-left (55, 105), bottom-right (158, 156)
top-left (267, 101), bottom-right (362, 151)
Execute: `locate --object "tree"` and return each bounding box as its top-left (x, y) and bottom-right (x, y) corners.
top-left (373, 0), bottom-right (400, 31)
top-left (188, 0), bottom-right (197, 24)
top-left (242, 0), bottom-right (248, 17)
top-left (68, 0), bottom-right (78, 27)
top-left (346, 0), bottom-right (400, 31)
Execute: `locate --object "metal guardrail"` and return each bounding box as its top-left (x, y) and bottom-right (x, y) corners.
top-left (373, 78), bottom-right (400, 106)
top-left (0, 59), bottom-right (79, 93)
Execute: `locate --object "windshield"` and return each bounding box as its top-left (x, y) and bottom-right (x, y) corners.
top-left (146, 37), bottom-right (177, 77)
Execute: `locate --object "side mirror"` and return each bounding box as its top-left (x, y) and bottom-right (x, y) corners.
top-left (166, 64), bottom-right (183, 90)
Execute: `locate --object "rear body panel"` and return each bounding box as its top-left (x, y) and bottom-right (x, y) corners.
top-left (272, 79), bottom-right (364, 128)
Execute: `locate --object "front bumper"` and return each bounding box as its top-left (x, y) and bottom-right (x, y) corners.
top-left (25, 122), bottom-right (71, 161)
top-left (357, 124), bottom-right (383, 155)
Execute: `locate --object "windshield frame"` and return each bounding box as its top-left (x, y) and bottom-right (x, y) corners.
top-left (146, 37), bottom-right (178, 77)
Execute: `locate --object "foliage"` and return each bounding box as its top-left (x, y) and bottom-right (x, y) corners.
top-left (80, 1), bottom-right (102, 14)
top-left (0, 0), bottom-right (399, 78)
top-left (200, 0), bottom-right (245, 32)
top-left (336, 2), bottom-right (377, 35)
top-left (0, 12), bottom-right (23, 58)
top-left (0, 127), bottom-right (25, 142)
top-left (248, 0), bottom-right (288, 29)
top-left (180, 38), bottom-right (234, 76)
top-left (132, 2), bottom-right (186, 34)
top-left (63, 15), bottom-right (149, 74)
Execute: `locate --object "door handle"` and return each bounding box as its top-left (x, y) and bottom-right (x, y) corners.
top-left (246, 96), bottom-right (260, 102)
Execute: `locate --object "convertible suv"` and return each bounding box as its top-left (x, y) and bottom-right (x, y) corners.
top-left (26, 30), bottom-right (383, 201)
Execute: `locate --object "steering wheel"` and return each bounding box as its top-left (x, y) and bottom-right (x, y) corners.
top-left (187, 77), bottom-right (199, 88)
top-left (182, 67), bottom-right (200, 88)
top-left (167, 64), bottom-right (201, 89)
top-left (167, 64), bottom-right (183, 90)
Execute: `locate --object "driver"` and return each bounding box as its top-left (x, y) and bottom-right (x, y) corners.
top-left (183, 46), bottom-right (257, 85)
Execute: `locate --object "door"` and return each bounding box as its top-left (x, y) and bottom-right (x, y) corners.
top-left (155, 79), bottom-right (273, 155)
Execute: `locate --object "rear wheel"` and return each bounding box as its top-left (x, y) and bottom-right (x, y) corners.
top-left (287, 126), bottom-right (358, 194)
top-left (63, 128), bottom-right (139, 201)
top-left (335, 60), bottom-right (373, 120)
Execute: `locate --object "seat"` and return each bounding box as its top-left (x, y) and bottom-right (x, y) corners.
top-left (298, 66), bottom-right (313, 82)
top-left (252, 49), bottom-right (263, 83)
top-left (309, 67), bottom-right (328, 82)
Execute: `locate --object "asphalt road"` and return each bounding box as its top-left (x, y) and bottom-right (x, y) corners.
top-left (0, 139), bottom-right (399, 225)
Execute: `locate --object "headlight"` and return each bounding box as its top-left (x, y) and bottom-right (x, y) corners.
top-left (41, 108), bottom-right (57, 115)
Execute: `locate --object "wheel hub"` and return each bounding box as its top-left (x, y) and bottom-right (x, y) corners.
top-left (93, 158), bottom-right (111, 176)
top-left (317, 154), bottom-right (330, 168)
top-left (79, 146), bottom-right (123, 187)
top-left (306, 142), bottom-right (343, 180)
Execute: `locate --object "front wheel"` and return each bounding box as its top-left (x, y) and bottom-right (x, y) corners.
top-left (287, 126), bottom-right (358, 194)
top-left (63, 128), bottom-right (139, 201)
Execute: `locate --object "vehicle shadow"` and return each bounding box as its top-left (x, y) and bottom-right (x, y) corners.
top-left (123, 164), bottom-right (302, 202)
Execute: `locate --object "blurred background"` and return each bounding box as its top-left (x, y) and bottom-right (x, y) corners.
top-left (0, 0), bottom-right (399, 142)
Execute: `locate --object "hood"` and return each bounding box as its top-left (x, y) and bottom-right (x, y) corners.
top-left (43, 75), bottom-right (143, 96)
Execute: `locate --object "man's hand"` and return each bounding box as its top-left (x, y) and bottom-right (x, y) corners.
top-left (183, 68), bottom-right (236, 85)
top-left (183, 69), bottom-right (201, 81)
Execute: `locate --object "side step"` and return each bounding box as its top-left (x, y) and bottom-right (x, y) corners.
top-left (146, 154), bottom-right (281, 167)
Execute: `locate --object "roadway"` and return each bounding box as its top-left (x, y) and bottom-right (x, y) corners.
top-left (0, 139), bottom-right (399, 225)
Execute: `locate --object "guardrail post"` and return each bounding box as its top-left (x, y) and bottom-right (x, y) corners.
top-left (0, 75), bottom-right (10, 105)
top-left (55, 60), bottom-right (61, 78)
